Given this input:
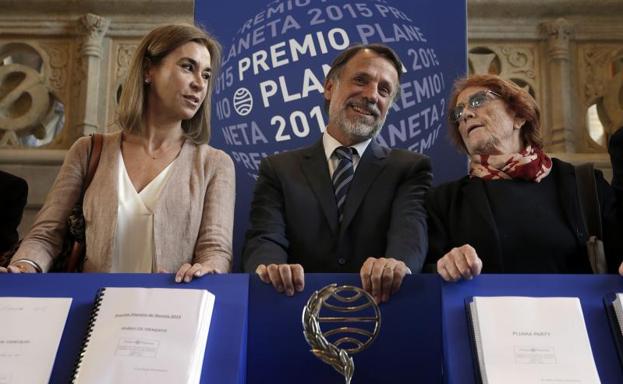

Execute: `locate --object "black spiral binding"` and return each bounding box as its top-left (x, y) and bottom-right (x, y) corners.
top-left (71, 287), bottom-right (107, 383)
top-left (465, 298), bottom-right (485, 384)
top-left (603, 294), bottom-right (623, 369)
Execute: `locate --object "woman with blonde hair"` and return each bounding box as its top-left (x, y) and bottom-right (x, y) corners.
top-left (2, 24), bottom-right (234, 282)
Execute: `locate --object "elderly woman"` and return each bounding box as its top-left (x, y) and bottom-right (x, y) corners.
top-left (426, 74), bottom-right (623, 281)
top-left (1, 24), bottom-right (234, 282)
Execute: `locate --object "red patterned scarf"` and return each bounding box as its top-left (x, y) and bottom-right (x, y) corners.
top-left (469, 145), bottom-right (553, 182)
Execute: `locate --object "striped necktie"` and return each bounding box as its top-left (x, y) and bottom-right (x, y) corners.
top-left (332, 146), bottom-right (356, 223)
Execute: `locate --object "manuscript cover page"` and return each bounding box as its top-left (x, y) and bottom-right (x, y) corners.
top-left (470, 296), bottom-right (600, 384)
top-left (0, 297), bottom-right (72, 383)
top-left (73, 287), bottom-right (214, 384)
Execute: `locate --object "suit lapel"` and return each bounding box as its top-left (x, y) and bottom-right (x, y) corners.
top-left (301, 140), bottom-right (339, 234)
top-left (339, 141), bottom-right (386, 233)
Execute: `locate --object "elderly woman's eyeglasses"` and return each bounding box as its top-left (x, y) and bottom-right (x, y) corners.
top-left (450, 90), bottom-right (501, 122)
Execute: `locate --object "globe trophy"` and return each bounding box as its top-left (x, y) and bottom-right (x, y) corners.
top-left (302, 284), bottom-right (381, 384)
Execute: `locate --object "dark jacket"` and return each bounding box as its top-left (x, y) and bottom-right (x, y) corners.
top-left (243, 139), bottom-right (432, 273)
top-left (426, 158), bottom-right (623, 273)
top-left (0, 170), bottom-right (28, 253)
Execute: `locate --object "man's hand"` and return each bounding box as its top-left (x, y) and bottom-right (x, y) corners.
top-left (618, 262), bottom-right (623, 276)
top-left (436, 244), bottom-right (483, 282)
top-left (360, 257), bottom-right (411, 304)
top-left (256, 264), bottom-right (305, 296)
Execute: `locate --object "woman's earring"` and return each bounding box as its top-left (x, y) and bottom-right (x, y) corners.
top-left (144, 78), bottom-right (151, 85)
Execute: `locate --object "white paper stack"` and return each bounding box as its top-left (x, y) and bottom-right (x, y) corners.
top-left (0, 297), bottom-right (72, 383)
top-left (469, 296), bottom-right (600, 384)
top-left (72, 287), bottom-right (215, 384)
top-left (612, 293), bottom-right (623, 337)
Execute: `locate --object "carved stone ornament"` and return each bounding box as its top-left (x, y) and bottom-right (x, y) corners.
top-left (541, 18), bottom-right (573, 42)
top-left (115, 43), bottom-right (138, 80)
top-left (581, 47), bottom-right (610, 103)
top-left (468, 45), bottom-right (538, 98)
top-left (579, 46), bottom-right (623, 135)
top-left (540, 18), bottom-right (574, 61)
top-left (77, 13), bottom-right (110, 57)
top-left (78, 13), bottom-right (110, 43)
top-left (40, 44), bottom-right (70, 95)
top-left (600, 71), bottom-right (623, 133)
top-left (0, 63), bottom-right (52, 147)
top-left (469, 49), bottom-right (498, 75)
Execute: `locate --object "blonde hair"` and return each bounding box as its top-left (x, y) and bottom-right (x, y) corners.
top-left (117, 24), bottom-right (222, 144)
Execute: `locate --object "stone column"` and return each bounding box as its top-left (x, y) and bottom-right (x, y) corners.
top-left (74, 13), bottom-right (109, 138)
top-left (540, 18), bottom-right (575, 152)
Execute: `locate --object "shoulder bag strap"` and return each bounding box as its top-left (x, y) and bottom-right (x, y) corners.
top-left (575, 163), bottom-right (607, 273)
top-left (574, 163), bottom-right (603, 239)
top-left (83, 133), bottom-right (104, 193)
top-left (64, 134), bottom-right (103, 273)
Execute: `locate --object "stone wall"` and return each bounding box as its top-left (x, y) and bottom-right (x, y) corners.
top-left (468, 0), bottom-right (623, 181)
top-left (0, 0), bottom-right (193, 234)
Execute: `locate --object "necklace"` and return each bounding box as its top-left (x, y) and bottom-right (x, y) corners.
top-left (142, 139), bottom-right (184, 160)
top-left (121, 133), bottom-right (184, 160)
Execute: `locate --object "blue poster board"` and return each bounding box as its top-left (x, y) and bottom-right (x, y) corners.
top-left (246, 273), bottom-right (442, 383)
top-left (196, 0), bottom-right (468, 267)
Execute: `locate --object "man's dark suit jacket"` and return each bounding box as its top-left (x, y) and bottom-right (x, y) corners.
top-left (0, 170), bottom-right (28, 253)
top-left (242, 139), bottom-right (432, 273)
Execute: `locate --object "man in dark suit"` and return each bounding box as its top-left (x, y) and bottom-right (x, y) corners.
top-left (243, 44), bottom-right (432, 303)
top-left (0, 170), bottom-right (28, 255)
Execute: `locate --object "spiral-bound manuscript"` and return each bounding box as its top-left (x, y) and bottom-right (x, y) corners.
top-left (466, 296), bottom-right (600, 384)
top-left (71, 287), bottom-right (106, 383)
top-left (71, 287), bottom-right (215, 384)
top-left (603, 293), bottom-right (623, 369)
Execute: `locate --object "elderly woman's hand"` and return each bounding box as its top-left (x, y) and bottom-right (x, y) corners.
top-left (174, 262), bottom-right (223, 283)
top-left (436, 244), bottom-right (483, 282)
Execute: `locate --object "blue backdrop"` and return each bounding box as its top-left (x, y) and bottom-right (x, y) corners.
top-left (196, 0), bottom-right (467, 270)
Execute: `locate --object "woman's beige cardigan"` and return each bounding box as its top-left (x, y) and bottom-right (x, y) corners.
top-left (13, 132), bottom-right (235, 273)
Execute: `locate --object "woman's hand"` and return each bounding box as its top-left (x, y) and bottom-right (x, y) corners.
top-left (174, 262), bottom-right (223, 283)
top-left (436, 244), bottom-right (483, 282)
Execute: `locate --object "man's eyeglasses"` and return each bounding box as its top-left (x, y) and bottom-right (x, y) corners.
top-left (450, 90), bottom-right (501, 122)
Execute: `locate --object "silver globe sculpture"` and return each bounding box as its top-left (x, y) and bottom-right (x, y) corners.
top-left (302, 284), bottom-right (381, 384)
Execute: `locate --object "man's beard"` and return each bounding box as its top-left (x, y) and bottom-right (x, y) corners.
top-left (331, 99), bottom-right (386, 143)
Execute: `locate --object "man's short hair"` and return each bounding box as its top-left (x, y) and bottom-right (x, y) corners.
top-left (323, 43), bottom-right (403, 113)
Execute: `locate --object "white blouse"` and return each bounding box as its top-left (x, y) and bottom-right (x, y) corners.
top-left (111, 153), bottom-right (174, 272)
